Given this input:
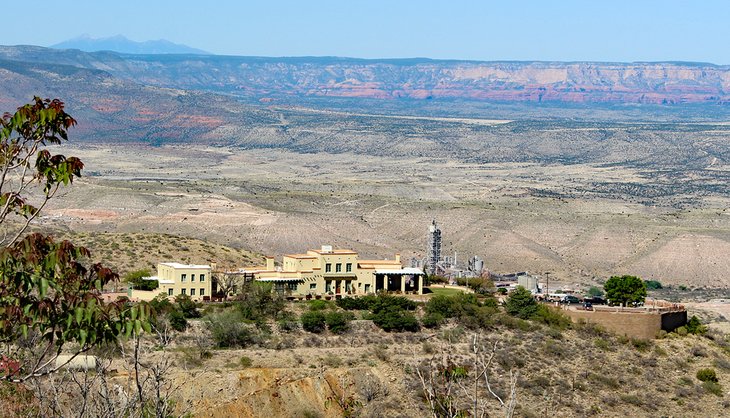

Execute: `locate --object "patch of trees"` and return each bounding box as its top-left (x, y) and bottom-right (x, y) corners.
top-left (124, 269), bottom-right (157, 291)
top-left (604, 275), bottom-right (647, 306)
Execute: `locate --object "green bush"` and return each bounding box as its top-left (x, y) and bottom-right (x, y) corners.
top-left (239, 356), bottom-right (253, 368)
top-left (168, 310), bottom-right (188, 332)
top-left (697, 368), bottom-right (719, 383)
top-left (370, 294), bottom-right (417, 312)
top-left (124, 269), bottom-right (157, 291)
top-left (175, 294), bottom-right (201, 319)
top-left (371, 306), bottom-right (420, 332)
top-left (686, 316), bottom-right (708, 335)
top-left (422, 312), bottom-right (445, 329)
top-left (702, 381), bottom-right (723, 396)
top-left (532, 304), bottom-right (572, 329)
top-left (325, 311), bottom-right (353, 334)
top-left (237, 282), bottom-right (285, 320)
top-left (336, 295), bottom-right (376, 310)
top-left (205, 310), bottom-right (259, 348)
top-left (277, 311), bottom-right (299, 332)
top-left (301, 311), bottom-right (327, 333)
top-left (505, 286), bottom-right (538, 319)
top-left (308, 299), bottom-right (332, 311)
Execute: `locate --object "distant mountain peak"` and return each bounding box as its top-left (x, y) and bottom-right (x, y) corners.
top-left (50, 34), bottom-right (210, 55)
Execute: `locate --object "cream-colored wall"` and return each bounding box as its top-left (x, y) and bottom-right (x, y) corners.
top-left (157, 264), bottom-right (211, 302)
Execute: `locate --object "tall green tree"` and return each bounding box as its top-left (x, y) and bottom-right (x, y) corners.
top-left (603, 275), bottom-right (647, 306)
top-left (0, 98), bottom-right (150, 383)
top-left (505, 286), bottom-right (538, 319)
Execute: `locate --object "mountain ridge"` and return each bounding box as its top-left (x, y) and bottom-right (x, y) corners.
top-left (50, 34), bottom-right (209, 55)
top-left (2, 45), bottom-right (730, 106)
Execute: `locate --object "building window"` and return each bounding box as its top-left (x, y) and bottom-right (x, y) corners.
top-left (191, 274), bottom-right (196, 282)
top-left (181, 274), bottom-right (187, 282)
top-left (346, 263), bottom-right (352, 272)
top-left (345, 281), bottom-right (351, 292)
top-left (325, 263), bottom-right (332, 273)
top-left (191, 288), bottom-right (196, 296)
top-left (287, 282), bottom-right (297, 291)
top-left (168, 289), bottom-right (173, 296)
top-left (200, 288), bottom-right (205, 296)
top-left (326, 281), bottom-right (332, 293)
top-left (181, 289), bottom-right (186, 295)
top-left (310, 283), bottom-right (316, 290)
top-left (364, 284), bottom-right (371, 293)
top-left (335, 263), bottom-right (342, 272)
top-left (200, 274), bottom-right (205, 282)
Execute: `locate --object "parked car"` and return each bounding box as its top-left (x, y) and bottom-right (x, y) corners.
top-left (583, 301), bottom-right (593, 311)
top-left (583, 296), bottom-right (606, 305)
top-left (563, 295), bottom-right (581, 304)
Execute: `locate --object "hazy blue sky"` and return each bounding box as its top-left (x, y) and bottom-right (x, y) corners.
top-left (5, 0), bottom-right (730, 63)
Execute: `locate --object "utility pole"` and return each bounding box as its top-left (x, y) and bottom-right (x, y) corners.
top-left (545, 272), bottom-right (550, 299)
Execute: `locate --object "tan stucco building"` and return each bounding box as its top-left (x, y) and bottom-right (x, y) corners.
top-left (245, 245), bottom-right (424, 297)
top-left (131, 262), bottom-right (212, 302)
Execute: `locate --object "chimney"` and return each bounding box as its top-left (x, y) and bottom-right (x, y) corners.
top-left (266, 256), bottom-right (275, 271)
top-left (210, 262), bottom-right (217, 272)
top-left (395, 253), bottom-right (401, 264)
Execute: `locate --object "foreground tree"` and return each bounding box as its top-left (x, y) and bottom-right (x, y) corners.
top-left (603, 275), bottom-right (647, 307)
top-left (505, 286), bottom-right (538, 319)
top-left (0, 98), bottom-right (151, 383)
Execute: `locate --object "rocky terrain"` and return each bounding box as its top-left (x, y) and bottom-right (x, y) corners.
top-left (4, 45), bottom-right (730, 105)
top-left (1, 44), bottom-right (729, 289)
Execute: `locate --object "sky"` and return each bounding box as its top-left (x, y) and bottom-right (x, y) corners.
top-left (4, 0), bottom-right (730, 64)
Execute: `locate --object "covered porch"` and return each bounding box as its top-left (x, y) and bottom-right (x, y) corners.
top-left (374, 268), bottom-right (425, 295)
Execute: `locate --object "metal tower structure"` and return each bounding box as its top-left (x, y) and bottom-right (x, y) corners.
top-left (427, 220), bottom-right (442, 276)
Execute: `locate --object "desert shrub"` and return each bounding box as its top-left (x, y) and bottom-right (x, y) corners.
top-left (505, 286), bottom-right (538, 319)
top-left (690, 345), bottom-right (708, 357)
top-left (372, 344), bottom-right (390, 362)
top-left (277, 311), bottom-right (300, 332)
top-left (301, 311), bottom-right (327, 333)
top-left (714, 356), bottom-right (730, 371)
top-left (237, 282), bottom-right (286, 320)
top-left (239, 355), bottom-right (253, 368)
top-left (325, 311), bottom-right (354, 334)
top-left (594, 337), bottom-right (610, 351)
top-left (425, 293), bottom-right (496, 329)
top-left (533, 304), bottom-right (572, 329)
top-left (575, 319), bottom-right (609, 337)
top-left (619, 394), bottom-right (643, 407)
top-left (175, 294), bottom-right (201, 318)
top-left (422, 312), bottom-right (445, 329)
top-left (168, 310), bottom-right (188, 332)
top-left (422, 341), bottom-right (436, 354)
top-left (631, 338), bottom-right (651, 352)
top-left (308, 299), bottom-right (332, 311)
top-left (205, 310), bottom-right (259, 348)
top-left (686, 316), bottom-right (708, 335)
top-left (455, 277), bottom-right (494, 293)
top-left (371, 294), bottom-right (417, 311)
top-left (425, 294), bottom-right (458, 318)
top-left (372, 306), bottom-right (420, 332)
top-left (697, 368), bottom-right (719, 383)
top-left (675, 326), bottom-right (688, 336)
top-left (495, 313), bottom-right (534, 331)
top-left (703, 381), bottom-right (724, 396)
top-left (336, 297), bottom-right (368, 310)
